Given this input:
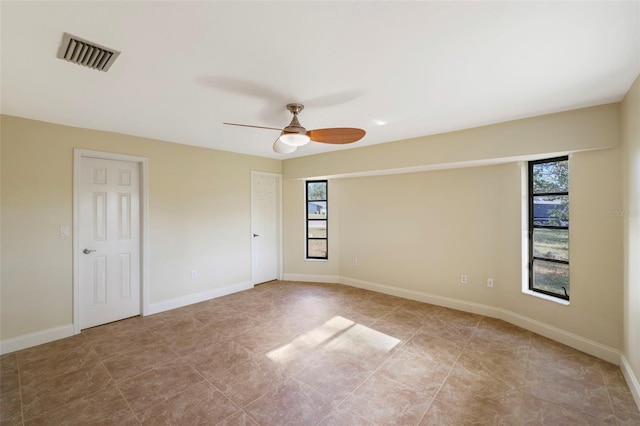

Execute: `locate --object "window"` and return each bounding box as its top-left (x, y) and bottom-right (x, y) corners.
top-left (528, 156), bottom-right (569, 300)
top-left (306, 180), bottom-right (328, 259)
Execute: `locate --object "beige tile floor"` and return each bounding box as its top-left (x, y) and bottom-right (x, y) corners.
top-left (1, 281), bottom-right (639, 425)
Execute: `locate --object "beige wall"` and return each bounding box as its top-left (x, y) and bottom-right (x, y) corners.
top-left (622, 75), bottom-right (640, 396)
top-left (329, 150), bottom-right (622, 349)
top-left (283, 103), bottom-right (624, 354)
top-left (0, 115), bottom-right (281, 340)
top-left (1, 92), bottom-right (633, 377)
top-left (337, 166), bottom-right (505, 307)
top-left (284, 103), bottom-right (620, 180)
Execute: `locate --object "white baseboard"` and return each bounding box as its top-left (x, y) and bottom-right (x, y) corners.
top-left (621, 355), bottom-right (640, 411)
top-left (282, 273), bottom-right (340, 284)
top-left (499, 310), bottom-right (620, 364)
top-left (1, 276), bottom-right (626, 377)
top-left (0, 324), bottom-right (75, 355)
top-left (147, 281), bottom-right (253, 316)
top-left (339, 275), bottom-right (620, 365)
top-left (0, 282), bottom-right (253, 355)
top-left (341, 276), bottom-right (500, 318)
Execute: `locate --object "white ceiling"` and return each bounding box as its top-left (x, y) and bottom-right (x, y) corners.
top-left (1, 1), bottom-right (639, 159)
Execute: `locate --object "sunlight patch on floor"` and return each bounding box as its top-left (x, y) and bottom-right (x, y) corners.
top-left (266, 316), bottom-right (400, 365)
top-left (346, 324), bottom-right (401, 352)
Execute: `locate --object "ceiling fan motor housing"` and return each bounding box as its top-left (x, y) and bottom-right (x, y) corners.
top-left (284, 103), bottom-right (307, 135)
top-left (284, 119), bottom-right (306, 135)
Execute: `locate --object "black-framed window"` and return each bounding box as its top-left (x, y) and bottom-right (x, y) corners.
top-left (306, 180), bottom-right (328, 259)
top-left (528, 156), bottom-right (569, 300)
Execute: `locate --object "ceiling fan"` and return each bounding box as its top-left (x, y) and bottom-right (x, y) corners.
top-left (224, 103), bottom-right (366, 153)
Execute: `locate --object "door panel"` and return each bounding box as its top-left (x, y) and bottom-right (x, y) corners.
top-left (80, 157), bottom-right (140, 329)
top-left (251, 173), bottom-right (280, 285)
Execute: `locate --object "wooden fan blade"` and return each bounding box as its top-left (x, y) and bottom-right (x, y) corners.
top-left (307, 128), bottom-right (366, 144)
top-left (224, 122), bottom-right (283, 131)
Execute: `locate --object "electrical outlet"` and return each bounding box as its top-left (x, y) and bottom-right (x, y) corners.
top-left (191, 270), bottom-right (197, 279)
top-left (461, 274), bottom-right (468, 284)
top-left (352, 258), bottom-right (358, 266)
top-left (487, 278), bottom-right (494, 288)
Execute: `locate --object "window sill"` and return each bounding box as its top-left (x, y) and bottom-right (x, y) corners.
top-left (305, 258), bottom-right (328, 262)
top-left (522, 289), bottom-right (570, 306)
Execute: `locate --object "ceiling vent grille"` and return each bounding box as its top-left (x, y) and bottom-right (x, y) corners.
top-left (56, 32), bottom-right (120, 72)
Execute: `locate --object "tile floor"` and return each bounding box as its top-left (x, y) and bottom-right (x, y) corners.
top-left (1, 281), bottom-right (639, 425)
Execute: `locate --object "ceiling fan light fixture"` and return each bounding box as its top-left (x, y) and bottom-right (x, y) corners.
top-left (279, 132), bottom-right (310, 147)
top-left (273, 137), bottom-right (297, 153)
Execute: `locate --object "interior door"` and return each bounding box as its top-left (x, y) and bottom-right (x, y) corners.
top-left (251, 172), bottom-right (280, 284)
top-left (79, 157), bottom-right (140, 329)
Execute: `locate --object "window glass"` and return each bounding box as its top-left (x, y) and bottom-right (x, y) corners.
top-left (532, 260), bottom-right (570, 298)
top-left (308, 239), bottom-right (327, 259)
top-left (533, 195), bottom-right (569, 226)
top-left (307, 221), bottom-right (327, 238)
top-left (533, 229), bottom-right (569, 261)
top-left (307, 182), bottom-right (327, 200)
top-left (308, 201), bottom-right (327, 219)
top-left (532, 160), bottom-right (568, 193)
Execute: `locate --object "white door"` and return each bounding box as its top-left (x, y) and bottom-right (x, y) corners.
top-left (79, 157), bottom-right (140, 329)
top-left (251, 172), bottom-right (280, 284)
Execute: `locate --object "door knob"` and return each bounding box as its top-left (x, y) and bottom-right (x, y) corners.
top-left (83, 248), bottom-right (96, 254)
top-left (253, 233), bottom-right (259, 237)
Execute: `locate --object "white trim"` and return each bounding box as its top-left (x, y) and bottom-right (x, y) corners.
top-left (521, 161), bottom-right (530, 296)
top-left (283, 273), bottom-right (340, 284)
top-left (1, 281), bottom-right (253, 354)
top-left (500, 310), bottom-right (618, 363)
top-left (522, 288), bottom-right (570, 305)
top-left (2, 273), bottom-right (628, 377)
top-left (0, 324), bottom-right (75, 355)
top-left (621, 355), bottom-right (640, 411)
top-left (338, 275), bottom-right (620, 364)
top-left (300, 152), bottom-right (577, 181)
top-left (251, 171), bottom-right (283, 283)
top-left (147, 281), bottom-right (253, 315)
top-left (73, 149), bottom-right (150, 334)
top-left (341, 276), bottom-right (500, 318)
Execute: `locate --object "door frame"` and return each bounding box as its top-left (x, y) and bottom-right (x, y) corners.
top-left (250, 170), bottom-right (283, 284)
top-left (73, 149), bottom-right (149, 334)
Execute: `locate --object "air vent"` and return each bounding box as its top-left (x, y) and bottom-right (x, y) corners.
top-left (56, 32), bottom-right (120, 72)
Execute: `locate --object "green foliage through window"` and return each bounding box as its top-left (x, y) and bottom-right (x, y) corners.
top-left (307, 182), bottom-right (327, 201)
